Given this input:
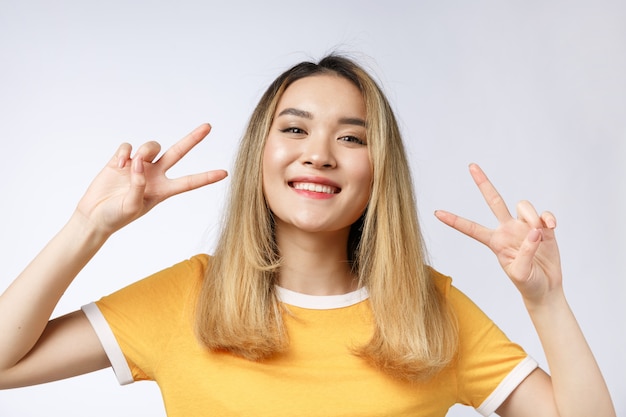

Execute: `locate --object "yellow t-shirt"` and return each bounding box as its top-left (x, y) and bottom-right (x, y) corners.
top-left (82, 254), bottom-right (537, 417)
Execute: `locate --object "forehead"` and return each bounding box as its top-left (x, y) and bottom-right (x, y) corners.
top-left (275, 74), bottom-right (365, 116)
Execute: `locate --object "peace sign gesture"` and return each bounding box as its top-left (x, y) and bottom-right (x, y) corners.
top-left (435, 164), bottom-right (563, 306)
top-left (75, 124), bottom-right (228, 236)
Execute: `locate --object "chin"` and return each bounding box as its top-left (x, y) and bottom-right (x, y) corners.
top-left (278, 218), bottom-right (351, 236)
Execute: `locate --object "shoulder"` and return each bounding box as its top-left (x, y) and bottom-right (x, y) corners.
top-left (426, 266), bottom-right (484, 314)
top-left (150, 253), bottom-right (211, 300)
top-left (426, 266), bottom-right (453, 297)
top-left (97, 254), bottom-right (211, 313)
top-left (138, 253), bottom-right (209, 290)
top-left (147, 253), bottom-right (210, 286)
top-left (426, 265), bottom-right (509, 338)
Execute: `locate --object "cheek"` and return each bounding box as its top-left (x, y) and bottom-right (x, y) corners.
top-left (351, 155), bottom-right (373, 193)
top-left (262, 137), bottom-right (290, 174)
top-left (343, 155), bottom-right (373, 219)
top-left (262, 136), bottom-right (292, 198)
top-left (262, 139), bottom-right (278, 184)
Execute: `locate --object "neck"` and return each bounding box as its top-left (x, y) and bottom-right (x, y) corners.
top-left (275, 223), bottom-right (356, 296)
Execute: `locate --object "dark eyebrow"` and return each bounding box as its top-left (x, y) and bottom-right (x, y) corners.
top-left (277, 108), bottom-right (313, 119)
top-left (277, 107), bottom-right (366, 127)
top-left (338, 117), bottom-right (366, 127)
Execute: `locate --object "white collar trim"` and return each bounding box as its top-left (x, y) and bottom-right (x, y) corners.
top-left (276, 286), bottom-right (369, 310)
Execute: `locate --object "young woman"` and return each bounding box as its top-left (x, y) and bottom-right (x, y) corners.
top-left (0, 56), bottom-right (616, 416)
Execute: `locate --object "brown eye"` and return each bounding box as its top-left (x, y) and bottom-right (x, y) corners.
top-left (338, 135), bottom-right (366, 145)
top-left (281, 127), bottom-right (307, 135)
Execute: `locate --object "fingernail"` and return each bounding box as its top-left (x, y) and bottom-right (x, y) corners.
top-left (133, 156), bottom-right (144, 173)
top-left (529, 228), bottom-right (542, 242)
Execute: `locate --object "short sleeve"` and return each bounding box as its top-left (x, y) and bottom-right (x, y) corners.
top-left (432, 270), bottom-right (538, 415)
top-left (82, 254), bottom-right (209, 384)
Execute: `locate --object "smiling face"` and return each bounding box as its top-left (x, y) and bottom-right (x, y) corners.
top-left (262, 74), bottom-right (372, 237)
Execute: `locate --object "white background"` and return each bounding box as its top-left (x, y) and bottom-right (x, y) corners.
top-left (1, 1), bottom-right (624, 415)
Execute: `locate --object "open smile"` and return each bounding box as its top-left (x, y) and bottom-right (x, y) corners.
top-left (290, 182), bottom-right (340, 194)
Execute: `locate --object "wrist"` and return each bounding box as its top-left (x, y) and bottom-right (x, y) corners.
top-left (522, 287), bottom-right (569, 318)
top-left (66, 210), bottom-right (112, 249)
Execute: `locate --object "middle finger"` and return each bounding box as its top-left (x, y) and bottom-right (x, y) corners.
top-left (469, 163), bottom-right (513, 223)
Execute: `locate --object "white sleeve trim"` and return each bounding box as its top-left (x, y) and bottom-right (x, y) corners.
top-left (476, 356), bottom-right (539, 416)
top-left (81, 302), bottom-right (134, 385)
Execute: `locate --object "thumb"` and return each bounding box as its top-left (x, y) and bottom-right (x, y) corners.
top-left (124, 155), bottom-right (147, 214)
top-left (509, 228), bottom-right (542, 281)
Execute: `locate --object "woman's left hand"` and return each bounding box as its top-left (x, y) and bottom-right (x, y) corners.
top-left (435, 163), bottom-right (563, 306)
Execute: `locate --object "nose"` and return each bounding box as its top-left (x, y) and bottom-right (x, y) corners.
top-left (300, 135), bottom-right (336, 169)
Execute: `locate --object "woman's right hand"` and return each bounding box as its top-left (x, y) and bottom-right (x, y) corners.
top-left (1, 124), bottom-right (227, 389)
top-left (75, 124), bottom-right (228, 235)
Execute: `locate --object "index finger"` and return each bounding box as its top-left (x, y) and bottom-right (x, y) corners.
top-left (469, 163), bottom-right (513, 223)
top-left (157, 124), bottom-right (212, 170)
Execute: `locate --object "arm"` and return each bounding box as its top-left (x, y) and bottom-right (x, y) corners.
top-left (435, 164), bottom-right (615, 417)
top-left (0, 124), bottom-right (227, 389)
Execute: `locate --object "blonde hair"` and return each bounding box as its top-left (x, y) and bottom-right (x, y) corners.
top-left (195, 55), bottom-right (458, 380)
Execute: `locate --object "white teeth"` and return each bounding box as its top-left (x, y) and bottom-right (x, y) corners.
top-left (292, 182), bottom-right (337, 194)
